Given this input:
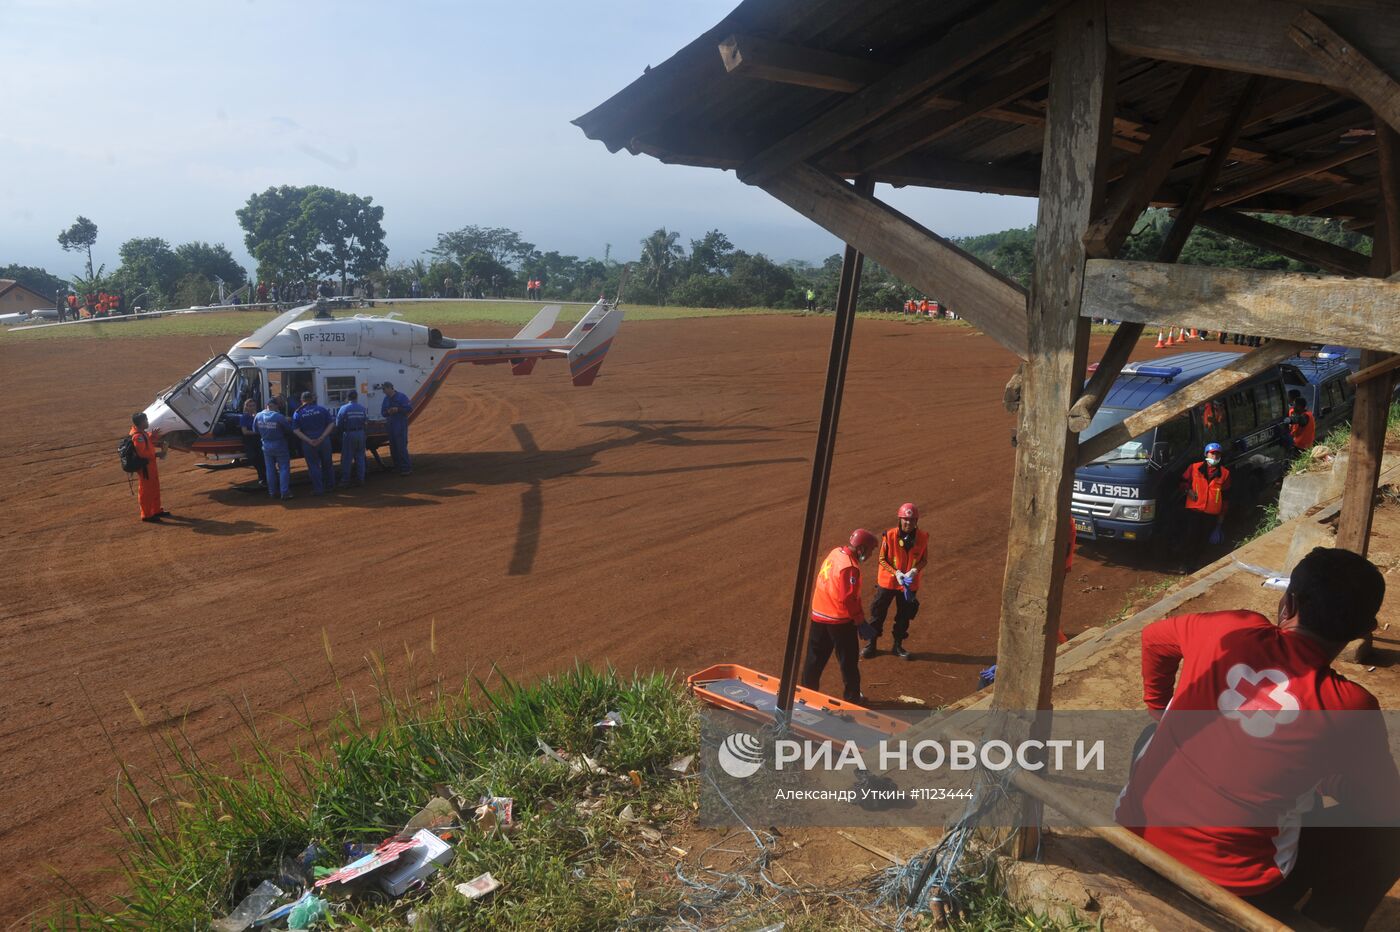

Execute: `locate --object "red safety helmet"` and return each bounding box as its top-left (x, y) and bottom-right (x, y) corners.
top-left (848, 528), bottom-right (878, 555)
top-left (897, 502), bottom-right (919, 522)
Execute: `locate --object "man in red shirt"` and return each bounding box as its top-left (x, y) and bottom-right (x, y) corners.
top-left (802, 529), bottom-right (878, 703)
top-left (1117, 547), bottom-right (1400, 928)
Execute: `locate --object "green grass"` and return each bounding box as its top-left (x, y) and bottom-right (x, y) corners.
top-left (42, 648), bottom-right (1114, 931)
top-left (1243, 501), bottom-right (1282, 544)
top-left (1289, 402), bottom-right (1400, 475)
top-left (0, 301), bottom-right (797, 344)
top-left (46, 660), bottom-right (700, 930)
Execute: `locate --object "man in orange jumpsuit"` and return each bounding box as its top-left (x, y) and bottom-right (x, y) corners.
top-left (863, 503), bottom-right (929, 660)
top-left (801, 528), bottom-right (878, 703)
top-left (130, 413), bottom-right (169, 523)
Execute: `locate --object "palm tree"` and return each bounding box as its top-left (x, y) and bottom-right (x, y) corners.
top-left (638, 228), bottom-right (684, 299)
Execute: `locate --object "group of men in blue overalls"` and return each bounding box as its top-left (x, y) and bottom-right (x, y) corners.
top-left (242, 382), bottom-right (415, 501)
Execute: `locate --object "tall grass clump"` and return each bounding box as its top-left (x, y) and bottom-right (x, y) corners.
top-left (46, 661), bottom-right (699, 930)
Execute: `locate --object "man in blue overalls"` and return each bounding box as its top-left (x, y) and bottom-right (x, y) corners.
top-left (380, 381), bottom-right (413, 475)
top-left (291, 391), bottom-right (336, 495)
top-left (255, 397), bottom-right (294, 500)
top-left (337, 390), bottom-right (368, 485)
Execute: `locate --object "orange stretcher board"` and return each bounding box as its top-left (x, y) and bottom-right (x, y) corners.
top-left (688, 663), bottom-right (909, 748)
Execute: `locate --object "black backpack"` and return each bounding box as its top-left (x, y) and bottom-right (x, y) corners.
top-left (118, 434), bottom-right (147, 474)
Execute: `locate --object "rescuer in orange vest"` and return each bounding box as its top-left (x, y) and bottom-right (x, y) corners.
top-left (1285, 392), bottom-right (1316, 452)
top-left (862, 503), bottom-right (929, 660)
top-left (1181, 442), bottom-right (1231, 554)
top-left (801, 528), bottom-right (878, 703)
top-left (918, 298), bottom-right (930, 315)
top-left (129, 413), bottom-right (170, 522)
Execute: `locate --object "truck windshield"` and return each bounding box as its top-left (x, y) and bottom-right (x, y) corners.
top-left (1082, 406), bottom-right (1154, 465)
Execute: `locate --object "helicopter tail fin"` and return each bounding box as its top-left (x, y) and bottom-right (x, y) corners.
top-left (514, 305), bottom-right (560, 339)
top-left (562, 299), bottom-right (611, 344)
top-left (567, 309), bottom-right (623, 386)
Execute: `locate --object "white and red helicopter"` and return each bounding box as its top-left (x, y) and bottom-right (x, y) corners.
top-left (136, 298), bottom-right (622, 468)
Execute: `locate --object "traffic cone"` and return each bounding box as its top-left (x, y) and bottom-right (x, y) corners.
top-left (1190, 327), bottom-right (1199, 340)
top-left (1155, 329), bottom-right (1166, 349)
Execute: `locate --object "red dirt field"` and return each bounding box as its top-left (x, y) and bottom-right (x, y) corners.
top-left (0, 314), bottom-right (1176, 923)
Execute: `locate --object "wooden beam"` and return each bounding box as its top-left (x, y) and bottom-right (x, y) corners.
top-left (1084, 68), bottom-right (1213, 258)
top-left (1196, 209), bottom-right (1374, 276)
top-left (994, 0), bottom-right (1115, 719)
top-left (760, 164), bottom-right (1030, 357)
top-left (1289, 11), bottom-right (1400, 136)
top-left (854, 55), bottom-right (1051, 171)
top-left (1336, 125), bottom-right (1400, 573)
top-left (1068, 78), bottom-right (1263, 434)
top-left (1081, 260), bottom-right (1400, 353)
top-left (1206, 138), bottom-right (1378, 209)
top-left (718, 34), bottom-right (887, 93)
top-left (1077, 341), bottom-right (1309, 467)
top-left (1376, 122), bottom-right (1400, 270)
top-left (737, 0), bottom-right (1062, 185)
top-left (1108, 0), bottom-right (1400, 86)
top-left (1160, 79), bottom-right (1265, 259)
top-left (1348, 351), bottom-right (1400, 385)
top-left (1298, 179), bottom-right (1379, 214)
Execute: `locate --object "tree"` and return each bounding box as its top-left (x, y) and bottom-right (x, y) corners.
top-left (729, 251), bottom-right (795, 307)
top-left (57, 216), bottom-right (98, 279)
top-left (430, 226), bottom-right (535, 268)
top-left (112, 237), bottom-right (185, 305)
top-left (175, 242), bottom-right (247, 288)
top-left (301, 187), bottom-right (388, 289)
top-left (638, 228), bottom-right (685, 300)
top-left (688, 229), bottom-right (736, 276)
top-left (237, 185), bottom-right (386, 285)
top-left (237, 186), bottom-right (319, 282)
top-left (0, 264), bottom-right (69, 298)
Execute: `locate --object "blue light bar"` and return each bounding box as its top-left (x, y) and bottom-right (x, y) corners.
top-left (1123, 364), bottom-right (1183, 379)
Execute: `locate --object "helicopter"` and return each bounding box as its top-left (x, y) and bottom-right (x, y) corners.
top-left (138, 297), bottom-right (623, 470)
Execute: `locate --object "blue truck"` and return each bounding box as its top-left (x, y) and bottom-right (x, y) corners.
top-left (1070, 350), bottom-right (1347, 545)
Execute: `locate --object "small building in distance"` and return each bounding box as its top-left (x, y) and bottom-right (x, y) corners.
top-left (0, 279), bottom-right (54, 318)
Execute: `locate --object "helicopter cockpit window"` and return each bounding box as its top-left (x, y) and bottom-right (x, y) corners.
top-left (164, 355), bottom-right (238, 434)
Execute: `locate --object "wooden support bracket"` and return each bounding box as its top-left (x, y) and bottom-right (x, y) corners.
top-left (1289, 10), bottom-right (1400, 137)
top-left (760, 164), bottom-right (1030, 358)
top-left (1077, 341), bottom-right (1308, 468)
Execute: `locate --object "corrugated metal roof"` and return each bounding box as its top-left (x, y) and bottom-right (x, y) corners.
top-left (576, 0), bottom-right (1384, 227)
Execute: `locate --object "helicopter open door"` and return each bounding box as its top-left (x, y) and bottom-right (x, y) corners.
top-left (164, 354), bottom-right (239, 434)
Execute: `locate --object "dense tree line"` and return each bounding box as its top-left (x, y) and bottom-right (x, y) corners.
top-left (954, 209), bottom-right (1372, 290)
top-left (6, 203), bottom-right (1372, 313)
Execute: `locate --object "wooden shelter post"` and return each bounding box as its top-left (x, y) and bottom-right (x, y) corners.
top-left (992, 0), bottom-right (1115, 716)
top-left (1336, 123), bottom-right (1400, 661)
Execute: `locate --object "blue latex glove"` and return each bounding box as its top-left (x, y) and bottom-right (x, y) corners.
top-left (857, 622), bottom-right (876, 640)
top-left (1208, 525), bottom-right (1224, 546)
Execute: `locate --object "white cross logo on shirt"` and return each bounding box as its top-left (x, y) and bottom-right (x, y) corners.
top-left (1218, 663), bottom-right (1300, 737)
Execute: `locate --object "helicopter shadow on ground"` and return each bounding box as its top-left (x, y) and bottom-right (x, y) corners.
top-left (152, 513), bottom-right (277, 537)
top-left (208, 419), bottom-right (805, 577)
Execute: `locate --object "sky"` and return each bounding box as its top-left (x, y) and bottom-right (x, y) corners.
top-left (0, 0), bottom-right (1038, 279)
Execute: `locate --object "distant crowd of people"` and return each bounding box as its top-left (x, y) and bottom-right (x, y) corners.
top-left (902, 296), bottom-right (958, 319)
top-left (55, 289), bottom-right (127, 321)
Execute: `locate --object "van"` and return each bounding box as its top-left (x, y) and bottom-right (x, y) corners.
top-left (1280, 350), bottom-right (1356, 442)
top-left (1072, 352), bottom-right (1294, 544)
